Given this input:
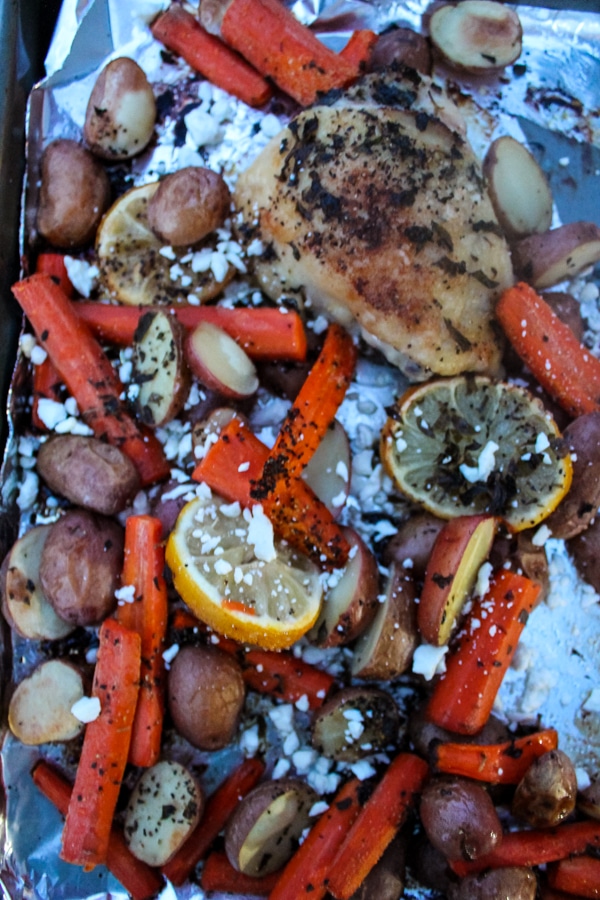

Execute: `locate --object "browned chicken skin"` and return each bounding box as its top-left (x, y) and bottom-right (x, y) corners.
top-left (234, 69), bottom-right (514, 380)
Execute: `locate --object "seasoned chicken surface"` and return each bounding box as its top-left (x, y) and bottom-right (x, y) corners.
top-left (234, 70), bottom-right (514, 380)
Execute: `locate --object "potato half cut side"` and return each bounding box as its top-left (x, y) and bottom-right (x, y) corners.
top-left (429, 0), bottom-right (522, 74)
top-left (8, 659), bottom-right (85, 745)
top-left (131, 309), bottom-right (190, 427)
top-left (483, 136), bottom-right (553, 240)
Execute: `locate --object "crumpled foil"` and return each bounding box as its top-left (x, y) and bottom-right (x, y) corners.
top-left (1, 2), bottom-right (600, 899)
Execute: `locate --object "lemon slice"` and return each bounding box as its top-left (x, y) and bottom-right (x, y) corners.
top-left (96, 183), bottom-right (235, 306)
top-left (165, 490), bottom-right (323, 650)
top-left (381, 376), bottom-right (572, 532)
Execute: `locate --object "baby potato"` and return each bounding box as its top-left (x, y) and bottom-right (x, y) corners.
top-left (37, 434), bottom-right (141, 515)
top-left (167, 645), bottom-right (245, 750)
top-left (36, 139), bottom-right (111, 248)
top-left (39, 509), bottom-right (124, 627)
top-left (84, 57), bottom-right (156, 160)
top-left (8, 659), bottom-right (85, 745)
top-left (124, 760), bottom-right (204, 866)
top-left (147, 166), bottom-right (231, 247)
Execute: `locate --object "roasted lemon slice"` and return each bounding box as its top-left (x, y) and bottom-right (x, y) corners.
top-left (165, 490), bottom-right (323, 650)
top-left (381, 376), bottom-right (572, 532)
top-left (96, 183), bottom-right (235, 306)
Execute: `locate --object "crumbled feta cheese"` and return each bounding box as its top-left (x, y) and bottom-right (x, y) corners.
top-left (272, 758), bottom-right (292, 779)
top-left (412, 643), bottom-right (448, 681)
top-left (245, 505), bottom-right (277, 562)
top-left (474, 561), bottom-right (493, 598)
top-left (532, 524), bottom-right (552, 546)
top-left (71, 696), bottom-right (101, 723)
top-left (64, 256), bottom-right (99, 297)
top-left (583, 688), bottom-right (600, 713)
top-left (350, 760), bottom-right (376, 781)
top-left (239, 723), bottom-right (260, 756)
top-left (185, 108), bottom-right (222, 146)
top-left (115, 584), bottom-right (136, 605)
top-left (162, 644), bottom-right (179, 668)
top-left (459, 440), bottom-right (499, 483)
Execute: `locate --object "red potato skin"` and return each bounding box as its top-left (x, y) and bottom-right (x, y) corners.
top-left (512, 221), bottom-right (600, 289)
top-left (418, 514), bottom-right (496, 646)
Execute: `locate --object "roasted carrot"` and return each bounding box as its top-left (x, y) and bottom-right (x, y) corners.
top-left (547, 855), bottom-right (600, 898)
top-left (496, 281), bottom-right (600, 417)
top-left (451, 820), bottom-right (600, 877)
top-left (116, 515), bottom-right (168, 768)
top-left (75, 301), bottom-right (308, 361)
top-left (31, 356), bottom-right (64, 430)
top-left (338, 29), bottom-right (378, 69)
top-left (426, 569), bottom-right (540, 734)
top-left (326, 753), bottom-right (429, 900)
top-left (253, 323), bottom-right (357, 488)
top-left (61, 618), bottom-right (141, 869)
top-left (269, 778), bottom-right (363, 900)
top-left (162, 757), bottom-right (265, 885)
top-left (32, 761), bottom-right (163, 900)
top-left (241, 647), bottom-right (336, 708)
top-left (12, 274), bottom-right (170, 486)
top-left (193, 416), bottom-right (351, 568)
top-left (201, 850), bottom-right (281, 895)
top-left (151, 5), bottom-right (272, 108)
top-left (220, 0), bottom-right (364, 106)
top-left (35, 252), bottom-right (75, 296)
top-left (432, 728), bottom-right (559, 784)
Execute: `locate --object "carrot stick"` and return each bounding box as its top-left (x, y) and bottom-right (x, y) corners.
top-left (338, 29), bottom-right (378, 69)
top-left (61, 618), bottom-right (141, 869)
top-left (496, 281), bottom-right (600, 417)
top-left (426, 569), bottom-right (540, 735)
top-left (151, 5), bottom-right (272, 108)
top-left (162, 757), bottom-right (265, 885)
top-left (75, 302), bottom-right (308, 361)
top-left (253, 323), bottom-right (357, 488)
top-left (201, 850), bottom-right (281, 895)
top-left (193, 416), bottom-right (351, 568)
top-left (116, 515), bottom-right (168, 768)
top-left (12, 274), bottom-right (170, 486)
top-left (31, 356), bottom-right (64, 430)
top-left (451, 820), bottom-right (600, 877)
top-left (432, 728), bottom-right (559, 784)
top-left (326, 753), bottom-right (429, 900)
top-left (241, 647), bottom-right (336, 708)
top-left (547, 856), bottom-right (600, 898)
top-left (32, 761), bottom-right (164, 900)
top-left (220, 0), bottom-right (363, 106)
top-left (269, 778), bottom-right (363, 900)
top-left (35, 252), bottom-right (75, 297)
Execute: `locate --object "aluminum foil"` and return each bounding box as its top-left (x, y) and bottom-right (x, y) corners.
top-left (2, 2), bottom-right (600, 899)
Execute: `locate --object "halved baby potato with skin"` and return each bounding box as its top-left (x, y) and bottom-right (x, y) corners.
top-left (1, 525), bottom-right (73, 641)
top-left (185, 321), bottom-right (259, 399)
top-left (511, 220), bottom-right (600, 289)
top-left (8, 658), bottom-right (85, 745)
top-left (131, 309), bottom-right (190, 427)
top-left (429, 0), bottom-right (522, 74)
top-left (225, 779), bottom-right (317, 877)
top-left (311, 685), bottom-right (400, 762)
top-left (124, 760), bottom-right (204, 867)
top-left (483, 136), bottom-right (553, 241)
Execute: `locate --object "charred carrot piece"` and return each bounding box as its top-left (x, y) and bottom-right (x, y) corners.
top-left (269, 778), bottom-right (363, 900)
top-left (201, 850), bottom-right (280, 895)
top-left (426, 569), bottom-right (540, 735)
top-left (254, 323), bottom-right (357, 487)
top-left (220, 0), bottom-right (364, 106)
top-left (547, 855), bottom-right (600, 898)
top-left (432, 728), bottom-right (559, 784)
top-left (32, 761), bottom-right (163, 900)
top-left (61, 618), bottom-right (141, 869)
top-left (151, 5), bottom-right (272, 108)
top-left (496, 281), bottom-right (600, 417)
top-left (116, 515), bottom-right (168, 768)
top-left (162, 757), bottom-right (265, 885)
top-left (451, 820), bottom-right (600, 878)
top-left (241, 647), bottom-right (336, 708)
top-left (31, 356), bottom-right (63, 430)
top-left (193, 416), bottom-right (351, 568)
top-left (338, 29), bottom-right (378, 69)
top-left (12, 274), bottom-right (170, 486)
top-left (35, 252), bottom-right (75, 296)
top-left (75, 302), bottom-right (308, 361)
top-left (326, 753), bottom-right (429, 900)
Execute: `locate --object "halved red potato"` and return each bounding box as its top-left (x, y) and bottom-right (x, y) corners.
top-left (131, 309), bottom-right (190, 427)
top-left (1, 526), bottom-right (73, 641)
top-left (351, 566), bottom-right (419, 680)
top-left (512, 221), bottom-right (600, 289)
top-left (8, 658), bottom-right (85, 745)
top-left (429, 0), bottom-right (522, 74)
top-left (483, 136), bottom-right (553, 240)
top-left (418, 514), bottom-right (497, 646)
top-left (302, 419), bottom-right (351, 517)
top-left (185, 321), bottom-right (259, 399)
top-left (308, 527), bottom-right (379, 647)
